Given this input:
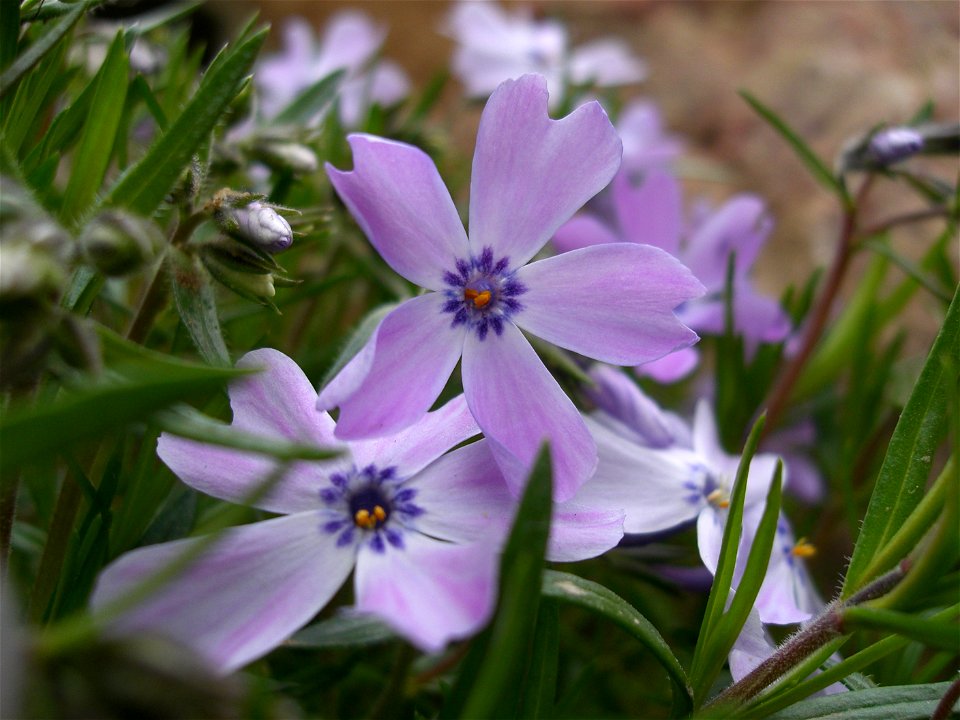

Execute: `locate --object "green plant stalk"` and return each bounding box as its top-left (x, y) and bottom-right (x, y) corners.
top-left (841, 604), bottom-right (960, 651)
top-left (856, 456), bottom-right (955, 585)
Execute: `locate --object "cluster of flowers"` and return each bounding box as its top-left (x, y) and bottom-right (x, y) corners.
top-left (93, 2), bottom-right (826, 681)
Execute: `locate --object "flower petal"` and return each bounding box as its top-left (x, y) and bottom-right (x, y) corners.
top-left (568, 38), bottom-right (646, 87)
top-left (350, 395), bottom-right (480, 478)
top-left (514, 243), bottom-right (704, 365)
top-left (158, 349), bottom-right (342, 514)
top-left (354, 533), bottom-right (498, 652)
top-left (462, 322), bottom-right (596, 502)
top-left (572, 418), bottom-right (704, 535)
top-left (321, 294), bottom-right (466, 439)
top-left (634, 346), bottom-right (700, 384)
top-left (468, 74), bottom-right (622, 268)
top-left (612, 168), bottom-right (683, 256)
top-left (90, 512), bottom-right (354, 674)
top-left (327, 135), bottom-right (469, 290)
top-left (697, 507), bottom-right (726, 576)
top-left (402, 440), bottom-right (515, 545)
top-left (551, 214), bottom-right (620, 254)
top-left (547, 502), bottom-right (624, 562)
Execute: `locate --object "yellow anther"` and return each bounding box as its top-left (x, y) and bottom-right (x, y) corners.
top-left (354, 509), bottom-right (372, 529)
top-left (707, 489), bottom-right (730, 508)
top-left (792, 538), bottom-right (817, 558)
top-left (464, 288), bottom-right (491, 308)
top-left (373, 505), bottom-right (386, 522)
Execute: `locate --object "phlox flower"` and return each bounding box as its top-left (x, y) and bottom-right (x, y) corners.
top-left (585, 366), bottom-right (821, 624)
top-left (618, 100), bottom-right (685, 174)
top-left (256, 13), bottom-right (409, 127)
top-left (554, 169), bottom-right (791, 382)
top-left (444, 1), bottom-right (645, 108)
top-left (91, 349), bottom-right (510, 673)
top-left (320, 73), bottom-right (703, 503)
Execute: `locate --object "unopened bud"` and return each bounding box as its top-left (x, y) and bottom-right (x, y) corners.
top-left (80, 211), bottom-right (161, 276)
top-left (201, 250), bottom-right (276, 305)
top-left (0, 242), bottom-right (64, 307)
top-left (222, 201), bottom-right (293, 252)
top-left (251, 140), bottom-right (319, 174)
top-left (867, 127), bottom-right (924, 165)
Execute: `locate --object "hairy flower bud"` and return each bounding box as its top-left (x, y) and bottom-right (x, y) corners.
top-left (222, 201), bottom-right (293, 253)
top-left (201, 249), bottom-right (277, 306)
top-left (867, 127), bottom-right (924, 165)
top-left (80, 211), bottom-right (161, 276)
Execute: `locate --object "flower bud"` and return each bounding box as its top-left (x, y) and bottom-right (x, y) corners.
top-left (80, 211), bottom-right (161, 276)
top-left (0, 241), bottom-right (65, 308)
top-left (221, 201), bottom-right (293, 253)
top-left (867, 127), bottom-right (924, 166)
top-left (201, 249), bottom-right (277, 306)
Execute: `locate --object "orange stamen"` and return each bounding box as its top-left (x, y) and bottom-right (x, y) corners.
top-left (792, 539), bottom-right (817, 558)
top-left (464, 288), bottom-right (492, 308)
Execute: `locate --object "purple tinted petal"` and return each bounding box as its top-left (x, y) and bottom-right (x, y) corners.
top-left (316, 11), bottom-right (385, 72)
top-left (547, 502), bottom-right (624, 562)
top-left (404, 439), bottom-right (515, 545)
top-left (322, 295), bottom-right (466, 439)
top-left (634, 346), bottom-right (700, 383)
top-left (350, 395), bottom-right (480, 478)
top-left (568, 39), bottom-right (646, 87)
top-left (327, 135), bottom-right (469, 290)
top-left (586, 365), bottom-right (691, 449)
top-left (612, 168), bottom-right (683, 256)
top-left (729, 608), bottom-right (776, 682)
top-left (468, 74), bottom-right (622, 268)
top-left (696, 507), bottom-right (725, 576)
top-left (354, 533), bottom-right (497, 652)
top-left (462, 322), bottom-right (596, 502)
top-left (683, 194), bottom-right (772, 289)
top-left (90, 512), bottom-right (354, 674)
top-left (573, 418), bottom-right (704, 534)
top-left (551, 214), bottom-right (620, 254)
top-left (233, 349), bottom-right (338, 446)
top-left (749, 509), bottom-right (822, 624)
top-left (515, 243), bottom-right (704, 365)
top-left (618, 100), bottom-right (685, 172)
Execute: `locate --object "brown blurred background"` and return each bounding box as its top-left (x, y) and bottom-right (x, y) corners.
top-left (208, 0), bottom-right (958, 339)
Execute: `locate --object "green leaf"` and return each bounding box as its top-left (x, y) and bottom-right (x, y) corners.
top-left (103, 25), bottom-right (267, 216)
top-left (60, 30), bottom-right (129, 226)
top-left (444, 445), bottom-right (553, 720)
top-left (170, 249), bottom-right (231, 366)
top-left (272, 68), bottom-right (344, 126)
top-left (739, 90), bottom-right (851, 206)
top-left (843, 286), bottom-right (959, 594)
top-left (0, 0), bottom-right (19, 70)
top-left (841, 606), bottom-right (960, 651)
top-left (154, 404), bottom-right (341, 462)
top-left (0, 353), bottom-right (245, 475)
top-left (518, 600), bottom-right (559, 719)
top-left (542, 570), bottom-right (692, 714)
top-left (3, 32), bottom-right (69, 154)
top-left (0, 0), bottom-right (85, 100)
top-left (766, 681), bottom-right (953, 720)
top-left (288, 614), bottom-right (396, 649)
top-left (689, 413), bottom-right (766, 704)
top-left (863, 238), bottom-right (952, 303)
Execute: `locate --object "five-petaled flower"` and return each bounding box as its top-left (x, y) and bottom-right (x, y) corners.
top-left (320, 73), bottom-right (704, 503)
top-left (91, 349), bottom-right (510, 673)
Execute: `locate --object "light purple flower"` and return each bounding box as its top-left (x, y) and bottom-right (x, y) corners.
top-left (256, 13), bottom-right (409, 127)
top-left (91, 349), bottom-right (509, 673)
top-left (618, 100), bottom-right (685, 174)
top-left (320, 74), bottom-right (703, 503)
top-left (444, 1), bottom-right (645, 108)
top-left (554, 168), bottom-right (791, 375)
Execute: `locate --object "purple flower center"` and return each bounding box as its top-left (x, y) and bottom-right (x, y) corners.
top-left (442, 246), bottom-right (527, 340)
top-left (319, 464), bottom-right (424, 553)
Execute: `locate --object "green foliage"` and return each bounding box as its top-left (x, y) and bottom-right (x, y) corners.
top-left (765, 681), bottom-right (955, 720)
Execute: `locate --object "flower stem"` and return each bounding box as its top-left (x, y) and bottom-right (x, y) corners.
top-left (932, 675), bottom-right (960, 720)
top-left (762, 177), bottom-right (874, 436)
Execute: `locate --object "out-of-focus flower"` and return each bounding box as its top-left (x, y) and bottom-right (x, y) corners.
top-left (554, 169), bottom-right (791, 381)
top-left (249, 138), bottom-right (320, 175)
top-left (618, 100), bottom-right (685, 174)
top-left (445, 1), bottom-right (645, 108)
top-left (255, 13), bottom-right (409, 128)
top-left (80, 210), bottom-right (162, 276)
top-left (320, 74), bottom-right (702, 503)
top-left (92, 349), bottom-right (507, 672)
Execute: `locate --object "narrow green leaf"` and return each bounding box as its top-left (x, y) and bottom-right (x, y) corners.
top-left (445, 446), bottom-right (553, 720)
top-left (843, 286), bottom-right (959, 594)
top-left (154, 404), bottom-right (341, 462)
top-left (542, 570), bottom-right (693, 714)
top-left (103, 26), bottom-right (267, 215)
top-left (122, 0), bottom-right (204, 35)
top-left (289, 614), bottom-right (396, 649)
top-left (0, 0), bottom-right (84, 99)
top-left (169, 249), bottom-right (231, 366)
top-left (3, 34), bottom-right (68, 153)
top-left (60, 30), bottom-right (129, 225)
top-left (0, 0), bottom-right (19, 70)
top-left (841, 606), bottom-right (960, 651)
top-left (129, 74), bottom-right (168, 131)
top-left (60, 266), bottom-right (104, 314)
top-left (519, 600), bottom-right (559, 719)
top-left (864, 238), bottom-right (952, 303)
top-left (0, 358), bottom-right (244, 474)
top-left (766, 681), bottom-right (953, 720)
top-left (739, 90), bottom-right (851, 206)
top-left (272, 68), bottom-right (344, 126)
